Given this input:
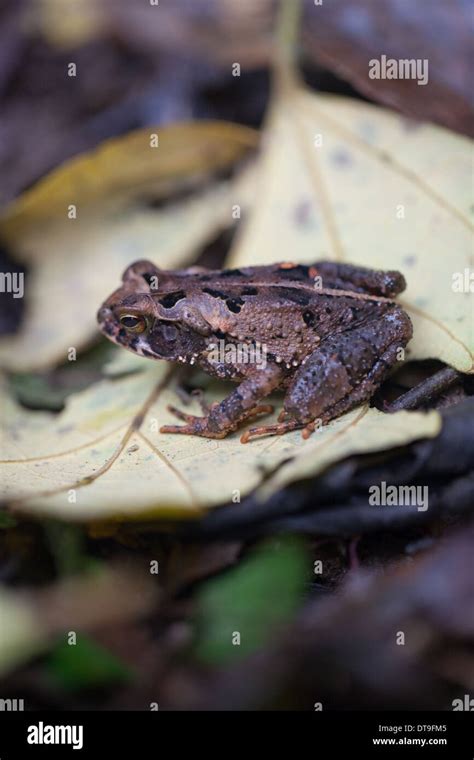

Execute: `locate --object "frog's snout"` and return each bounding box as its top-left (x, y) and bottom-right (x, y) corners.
top-left (97, 305), bottom-right (112, 323)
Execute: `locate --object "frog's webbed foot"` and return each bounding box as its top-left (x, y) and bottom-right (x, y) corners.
top-left (162, 366), bottom-right (283, 440)
top-left (160, 418), bottom-right (225, 439)
top-left (160, 402), bottom-right (222, 438)
top-left (160, 403), bottom-right (274, 439)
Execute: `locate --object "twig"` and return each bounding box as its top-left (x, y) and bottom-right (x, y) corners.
top-left (385, 367), bottom-right (462, 412)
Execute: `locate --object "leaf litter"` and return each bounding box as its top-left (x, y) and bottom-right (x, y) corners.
top-left (3, 76), bottom-right (471, 518)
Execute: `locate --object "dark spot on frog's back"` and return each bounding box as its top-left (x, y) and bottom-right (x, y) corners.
top-left (277, 264), bottom-right (310, 280)
top-left (226, 297), bottom-right (244, 313)
top-left (303, 310), bottom-right (316, 327)
top-left (241, 286), bottom-right (258, 296)
top-left (277, 286), bottom-right (310, 306)
top-left (159, 291), bottom-right (186, 308)
top-left (220, 268), bottom-right (244, 278)
top-left (203, 287), bottom-right (228, 300)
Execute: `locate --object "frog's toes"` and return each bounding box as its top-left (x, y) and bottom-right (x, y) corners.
top-left (161, 405), bottom-right (234, 438)
top-left (160, 417), bottom-right (227, 439)
top-left (240, 417), bottom-right (303, 443)
top-left (246, 404), bottom-right (274, 420)
top-left (302, 422), bottom-right (315, 439)
top-left (165, 404), bottom-right (197, 423)
top-left (190, 388), bottom-right (213, 414)
top-left (160, 422), bottom-right (195, 436)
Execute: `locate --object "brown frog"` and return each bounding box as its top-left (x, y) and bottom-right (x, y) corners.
top-left (97, 260), bottom-right (412, 442)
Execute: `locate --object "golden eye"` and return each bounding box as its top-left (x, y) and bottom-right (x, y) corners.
top-left (119, 314), bottom-right (147, 334)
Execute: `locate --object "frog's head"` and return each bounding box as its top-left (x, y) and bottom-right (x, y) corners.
top-left (97, 260), bottom-right (210, 362)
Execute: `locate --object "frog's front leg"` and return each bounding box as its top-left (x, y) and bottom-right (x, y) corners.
top-left (245, 306), bottom-right (412, 441)
top-left (160, 364), bottom-right (284, 439)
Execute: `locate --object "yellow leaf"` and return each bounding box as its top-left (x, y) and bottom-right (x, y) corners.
top-left (0, 97), bottom-right (459, 521)
top-left (0, 122), bottom-right (257, 371)
top-left (229, 89), bottom-right (473, 372)
top-left (258, 408), bottom-right (441, 499)
top-left (1, 362), bottom-right (441, 520)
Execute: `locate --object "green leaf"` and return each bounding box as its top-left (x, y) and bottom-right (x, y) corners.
top-left (193, 537), bottom-right (307, 665)
top-left (0, 511), bottom-right (17, 529)
top-left (46, 635), bottom-right (131, 691)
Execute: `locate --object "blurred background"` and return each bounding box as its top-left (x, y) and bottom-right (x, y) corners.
top-left (0, 0), bottom-right (472, 209)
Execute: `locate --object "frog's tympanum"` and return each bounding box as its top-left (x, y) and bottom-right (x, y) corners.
top-left (98, 260), bottom-right (412, 442)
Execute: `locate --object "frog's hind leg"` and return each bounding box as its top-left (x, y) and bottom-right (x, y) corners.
top-left (313, 261), bottom-right (406, 297)
top-left (244, 306), bottom-right (412, 442)
top-left (287, 306), bottom-right (412, 434)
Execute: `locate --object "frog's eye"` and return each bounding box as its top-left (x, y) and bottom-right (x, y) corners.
top-left (119, 314), bottom-right (147, 334)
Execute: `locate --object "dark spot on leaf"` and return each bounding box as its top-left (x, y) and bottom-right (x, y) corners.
top-left (331, 149), bottom-right (352, 167)
top-left (294, 200), bottom-right (313, 226)
top-left (403, 255), bottom-right (416, 267)
top-left (401, 117), bottom-right (422, 133)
